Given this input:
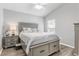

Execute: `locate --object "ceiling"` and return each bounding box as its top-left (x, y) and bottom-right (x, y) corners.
top-left (1, 3), bottom-right (63, 17)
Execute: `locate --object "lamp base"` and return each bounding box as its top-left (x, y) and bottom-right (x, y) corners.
top-left (12, 34), bottom-right (15, 36)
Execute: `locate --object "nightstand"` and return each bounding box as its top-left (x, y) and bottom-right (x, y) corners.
top-left (3, 35), bottom-right (19, 48)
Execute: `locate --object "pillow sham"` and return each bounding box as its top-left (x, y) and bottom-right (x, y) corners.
top-left (23, 28), bottom-right (32, 32)
top-left (32, 28), bottom-right (38, 32)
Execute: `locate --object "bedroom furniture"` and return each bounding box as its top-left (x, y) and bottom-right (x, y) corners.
top-left (3, 35), bottom-right (19, 48)
top-left (73, 23), bottom-right (79, 55)
top-left (21, 39), bottom-right (59, 56)
top-left (18, 22), bottom-right (60, 56)
top-left (31, 41), bottom-right (59, 56)
top-left (18, 22), bottom-right (38, 34)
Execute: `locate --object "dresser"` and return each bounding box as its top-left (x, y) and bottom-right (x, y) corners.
top-left (73, 23), bottom-right (79, 55)
top-left (3, 35), bottom-right (19, 48)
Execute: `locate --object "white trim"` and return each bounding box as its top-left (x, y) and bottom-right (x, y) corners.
top-left (0, 48), bottom-right (3, 55)
top-left (60, 43), bottom-right (74, 48)
top-left (0, 34), bottom-right (3, 55)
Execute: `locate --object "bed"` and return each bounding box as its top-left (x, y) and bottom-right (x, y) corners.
top-left (18, 22), bottom-right (60, 56)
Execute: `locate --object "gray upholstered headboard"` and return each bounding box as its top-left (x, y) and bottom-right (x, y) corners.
top-left (18, 22), bottom-right (38, 33)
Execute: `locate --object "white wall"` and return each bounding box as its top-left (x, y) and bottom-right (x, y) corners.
top-left (0, 5), bottom-right (4, 52)
top-left (3, 9), bottom-right (44, 33)
top-left (45, 4), bottom-right (79, 48)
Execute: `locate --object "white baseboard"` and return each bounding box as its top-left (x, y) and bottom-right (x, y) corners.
top-left (0, 48), bottom-right (3, 55)
top-left (60, 43), bottom-right (74, 48)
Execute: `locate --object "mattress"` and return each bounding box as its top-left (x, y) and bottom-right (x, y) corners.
top-left (20, 32), bottom-right (59, 46)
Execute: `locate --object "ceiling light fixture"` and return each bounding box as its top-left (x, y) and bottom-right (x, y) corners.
top-left (33, 3), bottom-right (48, 10)
top-left (34, 4), bottom-right (44, 10)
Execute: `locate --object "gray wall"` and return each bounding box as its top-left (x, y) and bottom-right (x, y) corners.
top-left (45, 4), bottom-right (79, 48)
top-left (3, 9), bottom-right (44, 34)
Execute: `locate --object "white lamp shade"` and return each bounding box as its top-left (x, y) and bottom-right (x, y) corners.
top-left (9, 24), bottom-right (18, 35)
top-left (10, 24), bottom-right (16, 31)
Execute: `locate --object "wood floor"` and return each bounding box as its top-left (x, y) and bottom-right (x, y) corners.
top-left (1, 45), bottom-right (73, 56)
top-left (52, 45), bottom-right (73, 56)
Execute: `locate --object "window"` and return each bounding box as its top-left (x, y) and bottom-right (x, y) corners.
top-left (47, 20), bottom-right (55, 32)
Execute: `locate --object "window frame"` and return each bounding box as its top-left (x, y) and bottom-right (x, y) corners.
top-left (47, 19), bottom-right (55, 32)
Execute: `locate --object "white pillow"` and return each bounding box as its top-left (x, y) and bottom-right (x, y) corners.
top-left (23, 28), bottom-right (32, 32)
top-left (32, 28), bottom-right (38, 32)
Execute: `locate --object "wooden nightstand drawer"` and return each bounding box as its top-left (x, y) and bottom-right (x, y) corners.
top-left (8, 42), bottom-right (16, 46)
top-left (5, 38), bottom-right (16, 42)
top-left (5, 42), bottom-right (15, 46)
top-left (3, 36), bottom-right (19, 48)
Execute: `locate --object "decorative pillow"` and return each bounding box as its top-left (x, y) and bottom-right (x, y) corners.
top-left (27, 28), bottom-right (32, 32)
top-left (32, 28), bottom-right (38, 32)
top-left (23, 28), bottom-right (32, 32)
top-left (23, 28), bottom-right (27, 30)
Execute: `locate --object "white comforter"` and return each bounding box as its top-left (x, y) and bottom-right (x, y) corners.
top-left (20, 31), bottom-right (59, 55)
